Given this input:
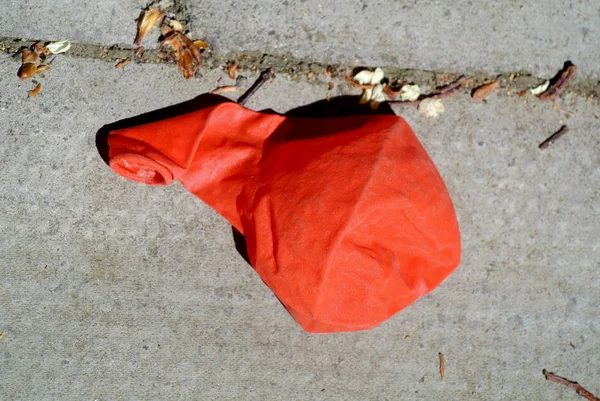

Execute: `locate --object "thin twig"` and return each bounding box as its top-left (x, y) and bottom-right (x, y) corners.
top-left (543, 369), bottom-right (600, 401)
top-left (237, 67), bottom-right (275, 106)
top-left (439, 353), bottom-right (445, 380)
top-left (539, 125), bottom-right (569, 150)
top-left (538, 61), bottom-right (577, 100)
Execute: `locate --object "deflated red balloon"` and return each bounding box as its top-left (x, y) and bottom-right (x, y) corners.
top-left (108, 101), bottom-right (461, 333)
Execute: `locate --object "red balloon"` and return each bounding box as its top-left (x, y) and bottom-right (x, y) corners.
top-left (108, 101), bottom-right (461, 333)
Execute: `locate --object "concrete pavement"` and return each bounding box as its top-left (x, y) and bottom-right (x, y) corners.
top-left (1, 0), bottom-right (599, 399)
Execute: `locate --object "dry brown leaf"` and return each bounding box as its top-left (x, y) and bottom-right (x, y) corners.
top-left (210, 85), bottom-right (238, 94)
top-left (135, 46), bottom-right (144, 58)
top-left (177, 33), bottom-right (202, 65)
top-left (472, 81), bottom-right (499, 101)
top-left (28, 83), bottom-right (42, 98)
top-left (134, 8), bottom-right (165, 45)
top-left (328, 82), bottom-right (335, 91)
top-left (36, 65), bottom-right (50, 74)
top-left (115, 59), bottom-right (131, 68)
top-left (227, 63), bottom-right (241, 79)
top-left (177, 50), bottom-right (195, 79)
top-left (22, 49), bottom-right (39, 64)
top-left (193, 40), bottom-right (209, 49)
top-left (18, 63), bottom-right (38, 80)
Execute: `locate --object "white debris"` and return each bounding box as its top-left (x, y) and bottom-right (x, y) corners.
top-left (530, 80), bottom-right (550, 95)
top-left (418, 98), bottom-right (445, 118)
top-left (400, 84), bottom-right (420, 101)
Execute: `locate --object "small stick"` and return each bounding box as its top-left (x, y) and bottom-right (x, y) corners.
top-left (431, 75), bottom-right (467, 99)
top-left (539, 125), bottom-right (569, 150)
top-left (538, 62), bottom-right (577, 100)
top-left (543, 369), bottom-right (600, 401)
top-left (439, 353), bottom-right (445, 380)
top-left (237, 67), bottom-right (275, 106)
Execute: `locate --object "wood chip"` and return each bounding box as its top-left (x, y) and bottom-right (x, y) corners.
top-left (27, 83), bottom-right (42, 98)
top-left (472, 81), bottom-right (500, 101)
top-left (439, 353), bottom-right (445, 380)
top-left (210, 85), bottom-right (239, 94)
top-left (115, 59), bottom-right (131, 68)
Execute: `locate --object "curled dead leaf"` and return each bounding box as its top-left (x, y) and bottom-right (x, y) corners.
top-left (134, 8), bottom-right (165, 45)
top-left (177, 50), bottom-right (195, 79)
top-left (227, 63), bottom-right (241, 79)
top-left (210, 85), bottom-right (239, 94)
top-left (193, 40), bottom-right (209, 49)
top-left (22, 49), bottom-right (39, 64)
top-left (115, 59), bottom-right (131, 68)
top-left (36, 65), bottom-right (50, 74)
top-left (18, 63), bottom-right (38, 80)
top-left (28, 83), bottom-right (42, 98)
top-left (178, 33), bottom-right (202, 65)
top-left (472, 81), bottom-right (499, 101)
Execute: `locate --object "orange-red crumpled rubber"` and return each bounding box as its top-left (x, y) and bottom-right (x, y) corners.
top-left (108, 101), bottom-right (461, 333)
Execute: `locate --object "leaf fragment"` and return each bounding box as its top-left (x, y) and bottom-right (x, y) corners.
top-left (134, 8), bottom-right (165, 45)
top-left (328, 82), bottom-right (335, 91)
top-left (46, 39), bottom-right (71, 54)
top-left (418, 98), bottom-right (445, 118)
top-left (530, 80), bottom-right (550, 96)
top-left (36, 65), bottom-right (50, 74)
top-left (28, 83), bottom-right (42, 98)
top-left (471, 81), bottom-right (499, 101)
top-left (18, 63), bottom-right (38, 80)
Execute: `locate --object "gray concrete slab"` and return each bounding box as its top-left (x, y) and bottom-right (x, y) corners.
top-left (189, 0), bottom-right (600, 77)
top-left (2, 1), bottom-right (599, 78)
top-left (1, 52), bottom-right (599, 400)
top-left (0, 0), bottom-right (151, 47)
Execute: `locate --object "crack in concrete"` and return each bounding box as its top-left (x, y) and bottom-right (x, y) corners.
top-left (1, 36), bottom-right (599, 99)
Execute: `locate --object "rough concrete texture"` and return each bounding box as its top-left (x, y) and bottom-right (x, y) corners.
top-left (190, 0), bottom-right (600, 77)
top-left (2, 0), bottom-right (600, 77)
top-left (1, 49), bottom-right (599, 400)
top-left (1, 0), bottom-right (151, 47)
